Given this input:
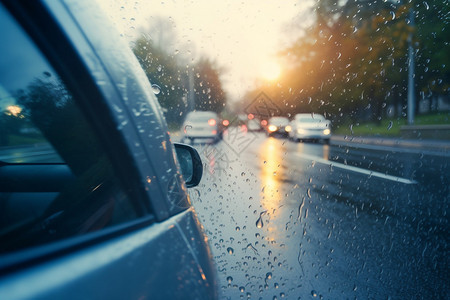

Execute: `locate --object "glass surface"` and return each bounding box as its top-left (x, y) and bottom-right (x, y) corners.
top-left (175, 146), bottom-right (193, 182)
top-left (0, 4), bottom-right (138, 253)
top-left (98, 1), bottom-right (449, 298)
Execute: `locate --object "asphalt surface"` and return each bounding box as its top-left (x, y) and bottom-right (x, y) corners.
top-left (187, 130), bottom-right (449, 299)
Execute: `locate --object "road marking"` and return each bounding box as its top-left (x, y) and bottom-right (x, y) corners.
top-left (295, 152), bottom-right (417, 184)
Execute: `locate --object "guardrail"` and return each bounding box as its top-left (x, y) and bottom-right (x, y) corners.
top-left (400, 124), bottom-right (450, 140)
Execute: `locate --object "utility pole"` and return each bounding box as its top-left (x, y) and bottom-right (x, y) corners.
top-left (407, 6), bottom-right (416, 125)
top-left (188, 68), bottom-right (195, 112)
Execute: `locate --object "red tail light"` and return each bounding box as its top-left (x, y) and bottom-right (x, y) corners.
top-left (222, 119), bottom-right (230, 126)
top-left (208, 118), bottom-right (216, 126)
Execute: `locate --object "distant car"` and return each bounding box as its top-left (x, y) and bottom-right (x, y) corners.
top-left (289, 113), bottom-right (331, 144)
top-left (182, 111), bottom-right (222, 144)
top-left (0, 1), bottom-right (217, 299)
top-left (247, 119), bottom-right (262, 131)
top-left (266, 116), bottom-right (290, 137)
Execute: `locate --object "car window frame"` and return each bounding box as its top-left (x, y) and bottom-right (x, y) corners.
top-left (0, 0), bottom-right (162, 271)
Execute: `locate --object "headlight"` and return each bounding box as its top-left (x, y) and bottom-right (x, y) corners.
top-left (285, 125), bottom-right (292, 132)
top-left (268, 125), bottom-right (277, 132)
top-left (323, 129), bottom-right (331, 135)
top-left (297, 128), bottom-right (305, 134)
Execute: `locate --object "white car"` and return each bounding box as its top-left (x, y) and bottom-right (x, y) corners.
top-left (182, 111), bottom-right (221, 144)
top-left (289, 113), bottom-right (331, 144)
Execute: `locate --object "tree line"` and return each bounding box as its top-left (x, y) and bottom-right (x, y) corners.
top-left (241, 0), bottom-right (449, 125)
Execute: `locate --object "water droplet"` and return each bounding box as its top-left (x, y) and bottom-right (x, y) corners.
top-left (151, 84), bottom-right (161, 95)
top-left (266, 272), bottom-right (272, 280)
top-left (184, 125), bottom-right (192, 134)
top-left (390, 11), bottom-right (395, 20)
top-left (226, 276), bottom-right (233, 283)
top-left (239, 286), bottom-right (245, 293)
top-left (241, 172), bottom-right (246, 177)
top-left (227, 247), bottom-right (234, 254)
top-left (256, 216), bottom-right (263, 228)
top-left (256, 211), bottom-right (266, 228)
top-left (235, 226), bottom-right (240, 231)
top-left (387, 121), bottom-right (393, 130)
top-left (424, 2), bottom-right (429, 10)
top-left (311, 290), bottom-right (318, 297)
top-left (307, 188), bottom-right (311, 198)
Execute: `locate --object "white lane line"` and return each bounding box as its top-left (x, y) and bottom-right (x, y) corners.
top-left (294, 152), bottom-right (417, 184)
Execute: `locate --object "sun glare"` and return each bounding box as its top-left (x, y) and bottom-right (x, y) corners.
top-left (260, 61), bottom-right (281, 81)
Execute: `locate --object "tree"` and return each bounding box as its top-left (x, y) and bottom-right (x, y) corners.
top-left (193, 58), bottom-right (226, 113)
top-left (133, 35), bottom-right (187, 125)
top-left (133, 19), bottom-right (227, 126)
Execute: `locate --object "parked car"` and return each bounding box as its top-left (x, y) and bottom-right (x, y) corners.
top-left (266, 116), bottom-right (290, 137)
top-left (289, 113), bottom-right (331, 144)
top-left (0, 1), bottom-right (217, 299)
top-left (182, 111), bottom-right (222, 144)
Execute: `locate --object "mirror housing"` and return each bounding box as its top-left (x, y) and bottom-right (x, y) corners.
top-left (173, 142), bottom-right (203, 188)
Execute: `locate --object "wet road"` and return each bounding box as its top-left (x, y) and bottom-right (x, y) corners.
top-left (188, 130), bottom-right (449, 299)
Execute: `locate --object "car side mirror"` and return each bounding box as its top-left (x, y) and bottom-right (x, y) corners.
top-left (173, 143), bottom-right (203, 188)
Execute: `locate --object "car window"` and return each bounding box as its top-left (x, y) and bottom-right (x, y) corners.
top-left (297, 118), bottom-right (323, 123)
top-left (100, 0), bottom-right (449, 298)
top-left (0, 4), bottom-right (139, 254)
top-left (187, 115), bottom-right (216, 122)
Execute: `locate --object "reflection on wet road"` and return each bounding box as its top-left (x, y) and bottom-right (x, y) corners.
top-left (189, 131), bottom-right (449, 299)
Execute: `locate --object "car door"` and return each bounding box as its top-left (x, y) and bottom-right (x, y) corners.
top-left (0, 1), bottom-right (216, 299)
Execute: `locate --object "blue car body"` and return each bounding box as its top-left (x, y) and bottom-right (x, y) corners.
top-left (0, 0), bottom-right (217, 298)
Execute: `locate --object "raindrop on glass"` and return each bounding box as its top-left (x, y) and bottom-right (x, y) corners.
top-left (151, 84), bottom-right (161, 95)
top-left (390, 11), bottom-right (395, 20)
top-left (387, 121), bottom-right (393, 130)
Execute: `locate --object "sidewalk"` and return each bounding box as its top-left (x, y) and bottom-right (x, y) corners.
top-left (331, 135), bottom-right (450, 156)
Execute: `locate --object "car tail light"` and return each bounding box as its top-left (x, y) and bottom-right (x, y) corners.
top-left (208, 118), bottom-right (216, 126)
top-left (222, 119), bottom-right (230, 126)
